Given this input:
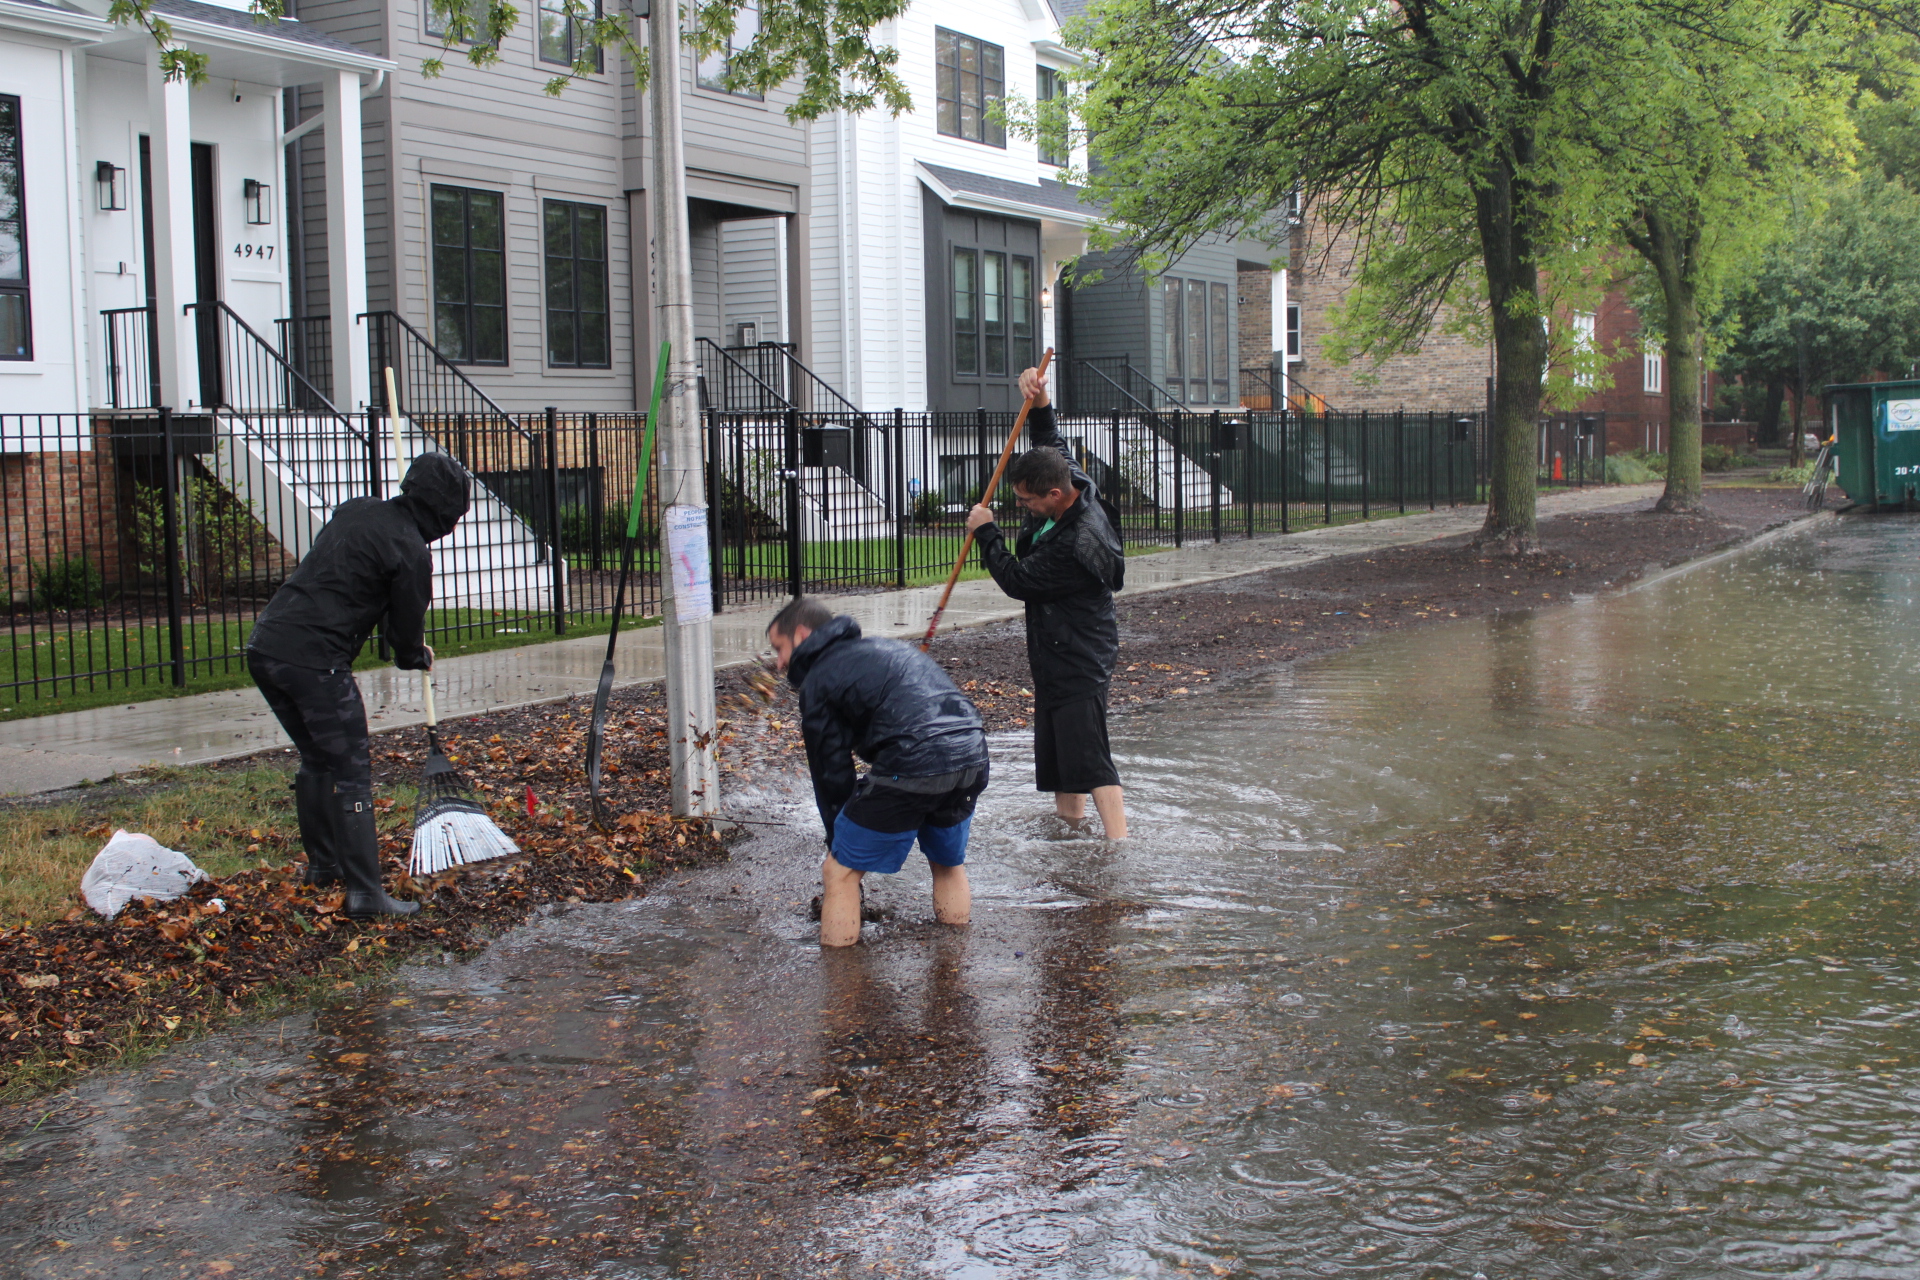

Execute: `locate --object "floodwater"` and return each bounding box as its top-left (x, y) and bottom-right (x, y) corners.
top-left (6, 513), bottom-right (1920, 1279)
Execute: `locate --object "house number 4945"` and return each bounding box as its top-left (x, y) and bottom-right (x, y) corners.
top-left (232, 243), bottom-right (275, 260)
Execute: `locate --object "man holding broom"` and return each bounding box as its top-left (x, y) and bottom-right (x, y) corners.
top-left (965, 366), bottom-right (1128, 839)
top-left (247, 452), bottom-right (471, 919)
top-left (768, 596), bottom-right (989, 947)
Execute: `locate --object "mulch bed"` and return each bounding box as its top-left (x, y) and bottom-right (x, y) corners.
top-left (0, 485), bottom-right (1812, 1098)
top-left (0, 700), bottom-right (732, 1099)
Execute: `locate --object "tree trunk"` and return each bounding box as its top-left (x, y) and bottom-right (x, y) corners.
top-left (1629, 206), bottom-right (1707, 513)
top-left (1755, 376), bottom-right (1783, 446)
top-left (1789, 381), bottom-right (1805, 466)
top-left (1472, 166), bottom-right (1546, 553)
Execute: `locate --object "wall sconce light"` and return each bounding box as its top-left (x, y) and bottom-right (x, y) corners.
top-left (95, 162), bottom-right (126, 212)
top-left (1040, 286), bottom-right (1053, 308)
top-left (243, 179), bottom-right (272, 225)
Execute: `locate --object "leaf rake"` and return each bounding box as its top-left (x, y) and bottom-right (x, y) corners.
top-left (410, 670), bottom-right (520, 876)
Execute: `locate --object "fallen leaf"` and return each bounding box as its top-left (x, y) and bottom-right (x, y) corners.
top-left (336, 1052), bottom-right (371, 1067)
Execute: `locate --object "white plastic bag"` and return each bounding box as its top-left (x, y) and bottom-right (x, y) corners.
top-left (82, 830), bottom-right (207, 920)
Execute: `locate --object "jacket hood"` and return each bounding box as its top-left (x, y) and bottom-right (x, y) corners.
top-left (397, 452), bottom-right (471, 542)
top-left (786, 614), bottom-right (861, 688)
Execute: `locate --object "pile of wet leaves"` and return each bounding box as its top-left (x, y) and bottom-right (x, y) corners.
top-left (0, 790), bottom-right (724, 1097)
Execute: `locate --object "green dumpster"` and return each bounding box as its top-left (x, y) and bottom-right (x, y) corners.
top-left (1824, 379), bottom-right (1920, 509)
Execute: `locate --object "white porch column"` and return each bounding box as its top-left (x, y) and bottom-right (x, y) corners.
top-left (145, 46), bottom-right (197, 408)
top-left (321, 69), bottom-right (369, 410)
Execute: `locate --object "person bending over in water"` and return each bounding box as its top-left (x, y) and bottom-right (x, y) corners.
top-left (767, 596), bottom-right (990, 946)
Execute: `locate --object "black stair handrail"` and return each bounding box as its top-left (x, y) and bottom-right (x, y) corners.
top-left (697, 336), bottom-right (797, 414)
top-left (358, 309), bottom-right (537, 448)
top-left (181, 300), bottom-right (367, 445)
top-left (1242, 364), bottom-right (1338, 416)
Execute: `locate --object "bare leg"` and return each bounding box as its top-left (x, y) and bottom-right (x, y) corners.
top-left (1054, 792), bottom-right (1088, 821)
top-left (820, 854), bottom-right (864, 947)
top-left (930, 863), bottom-right (971, 924)
top-left (1091, 785), bottom-right (1127, 839)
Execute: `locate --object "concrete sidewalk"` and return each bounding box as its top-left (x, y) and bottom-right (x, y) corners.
top-left (0, 484), bottom-right (1662, 796)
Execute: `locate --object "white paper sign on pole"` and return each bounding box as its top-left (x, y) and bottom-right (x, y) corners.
top-left (664, 503), bottom-right (713, 623)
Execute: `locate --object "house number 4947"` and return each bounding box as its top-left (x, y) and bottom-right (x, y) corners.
top-left (233, 243), bottom-right (275, 261)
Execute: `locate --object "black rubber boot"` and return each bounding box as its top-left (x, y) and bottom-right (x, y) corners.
top-left (293, 769), bottom-right (341, 887)
top-left (336, 790), bottom-right (420, 919)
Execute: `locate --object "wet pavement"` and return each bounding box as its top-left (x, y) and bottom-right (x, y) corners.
top-left (5, 509), bottom-right (1920, 1279)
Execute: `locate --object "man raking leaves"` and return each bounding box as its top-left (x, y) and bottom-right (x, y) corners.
top-left (246, 450), bottom-right (471, 918)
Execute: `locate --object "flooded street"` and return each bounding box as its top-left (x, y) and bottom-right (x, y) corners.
top-left (6, 513), bottom-right (1920, 1278)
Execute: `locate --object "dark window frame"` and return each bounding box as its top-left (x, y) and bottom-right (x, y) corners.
top-left (1285, 302), bottom-right (1300, 358)
top-left (952, 244), bottom-right (1034, 381)
top-left (425, 0), bottom-right (492, 45)
top-left (1036, 65), bottom-right (1067, 166)
top-left (0, 94), bottom-right (31, 362)
top-left (696, 1), bottom-right (764, 100)
top-left (1211, 280), bottom-right (1231, 403)
top-left (543, 198), bottom-right (611, 369)
top-left (431, 183), bottom-right (508, 367)
top-left (538, 0), bottom-right (602, 70)
top-left (936, 28), bottom-right (1005, 148)
top-left (1163, 276), bottom-right (1183, 400)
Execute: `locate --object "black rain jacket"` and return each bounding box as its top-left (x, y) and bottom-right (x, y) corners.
top-left (787, 615), bottom-right (989, 842)
top-left (247, 452), bottom-right (471, 672)
top-left (974, 404), bottom-right (1125, 706)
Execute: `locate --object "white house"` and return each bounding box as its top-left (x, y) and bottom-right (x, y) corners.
top-left (0, 0), bottom-right (390, 417)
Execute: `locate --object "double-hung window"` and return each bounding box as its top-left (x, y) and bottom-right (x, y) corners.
top-left (538, 0), bottom-right (601, 69)
top-left (697, 1), bottom-right (763, 98)
top-left (936, 29), bottom-right (1005, 147)
top-left (544, 200), bottom-right (609, 368)
top-left (1285, 302), bottom-right (1301, 358)
top-left (1643, 345), bottom-right (1664, 394)
top-left (431, 184), bottom-right (507, 365)
top-left (1164, 277), bottom-right (1184, 400)
top-left (1211, 282), bottom-right (1231, 402)
top-left (1036, 65), bottom-right (1067, 166)
top-left (0, 95), bottom-right (29, 361)
top-left (952, 246), bottom-right (1034, 377)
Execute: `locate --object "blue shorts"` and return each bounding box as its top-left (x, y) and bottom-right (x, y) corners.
top-left (828, 766), bottom-right (987, 874)
top-left (830, 811), bottom-right (973, 875)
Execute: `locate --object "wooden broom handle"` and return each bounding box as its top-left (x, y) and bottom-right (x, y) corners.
top-left (920, 348), bottom-right (1053, 650)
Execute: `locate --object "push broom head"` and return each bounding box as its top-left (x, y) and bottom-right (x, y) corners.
top-left (411, 734), bottom-right (520, 876)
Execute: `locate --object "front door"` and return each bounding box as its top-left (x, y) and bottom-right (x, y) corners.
top-left (139, 139), bottom-right (221, 405)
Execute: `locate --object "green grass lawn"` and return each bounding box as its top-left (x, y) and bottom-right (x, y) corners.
top-left (1, 609), bottom-right (661, 722)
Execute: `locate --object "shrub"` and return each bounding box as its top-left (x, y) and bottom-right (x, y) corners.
top-left (911, 492), bottom-right (945, 527)
top-left (1769, 462), bottom-right (1815, 484)
top-left (1604, 454), bottom-right (1656, 484)
top-left (1700, 444), bottom-right (1742, 471)
top-left (31, 555), bottom-right (104, 611)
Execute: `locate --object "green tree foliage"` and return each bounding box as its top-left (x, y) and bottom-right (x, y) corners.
top-left (1718, 172), bottom-right (1920, 455)
top-left (1067, 0), bottom-right (1661, 551)
top-left (115, 0), bottom-right (909, 118)
top-left (1599, 0), bottom-right (1855, 512)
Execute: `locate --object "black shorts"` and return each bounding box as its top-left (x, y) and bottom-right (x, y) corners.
top-left (838, 765), bottom-right (990, 835)
top-left (1033, 694), bottom-right (1120, 794)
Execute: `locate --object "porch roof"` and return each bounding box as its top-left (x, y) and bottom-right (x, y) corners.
top-left (917, 162), bottom-right (1101, 229)
top-left (81, 0), bottom-right (391, 81)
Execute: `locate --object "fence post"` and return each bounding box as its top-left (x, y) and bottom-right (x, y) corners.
top-left (159, 406), bottom-right (187, 688)
top-left (785, 406), bottom-right (803, 599)
top-left (1110, 410), bottom-right (1122, 531)
top-left (705, 406), bottom-right (724, 615)
top-left (587, 411), bottom-right (603, 570)
top-left (1396, 410), bottom-right (1406, 514)
top-left (1427, 411), bottom-right (1436, 510)
top-left (545, 406), bottom-right (566, 636)
top-left (1360, 408), bottom-right (1371, 520)
top-left (1210, 410), bottom-right (1223, 543)
top-left (1280, 409), bottom-right (1290, 534)
top-left (1173, 414), bottom-right (1184, 549)
top-left (893, 407), bottom-right (907, 589)
top-left (1448, 418), bottom-right (1457, 507)
top-left (1323, 413), bottom-right (1333, 527)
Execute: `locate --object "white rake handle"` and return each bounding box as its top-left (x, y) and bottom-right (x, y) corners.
top-left (423, 670), bottom-right (438, 729)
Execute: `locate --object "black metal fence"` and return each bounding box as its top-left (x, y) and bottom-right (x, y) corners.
top-left (1, 408), bottom-right (662, 708)
top-left (7, 390), bottom-right (1623, 707)
top-left (704, 406), bottom-right (1494, 604)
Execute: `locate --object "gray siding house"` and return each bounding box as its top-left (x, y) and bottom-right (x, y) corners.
top-left (284, 0), bottom-right (813, 414)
